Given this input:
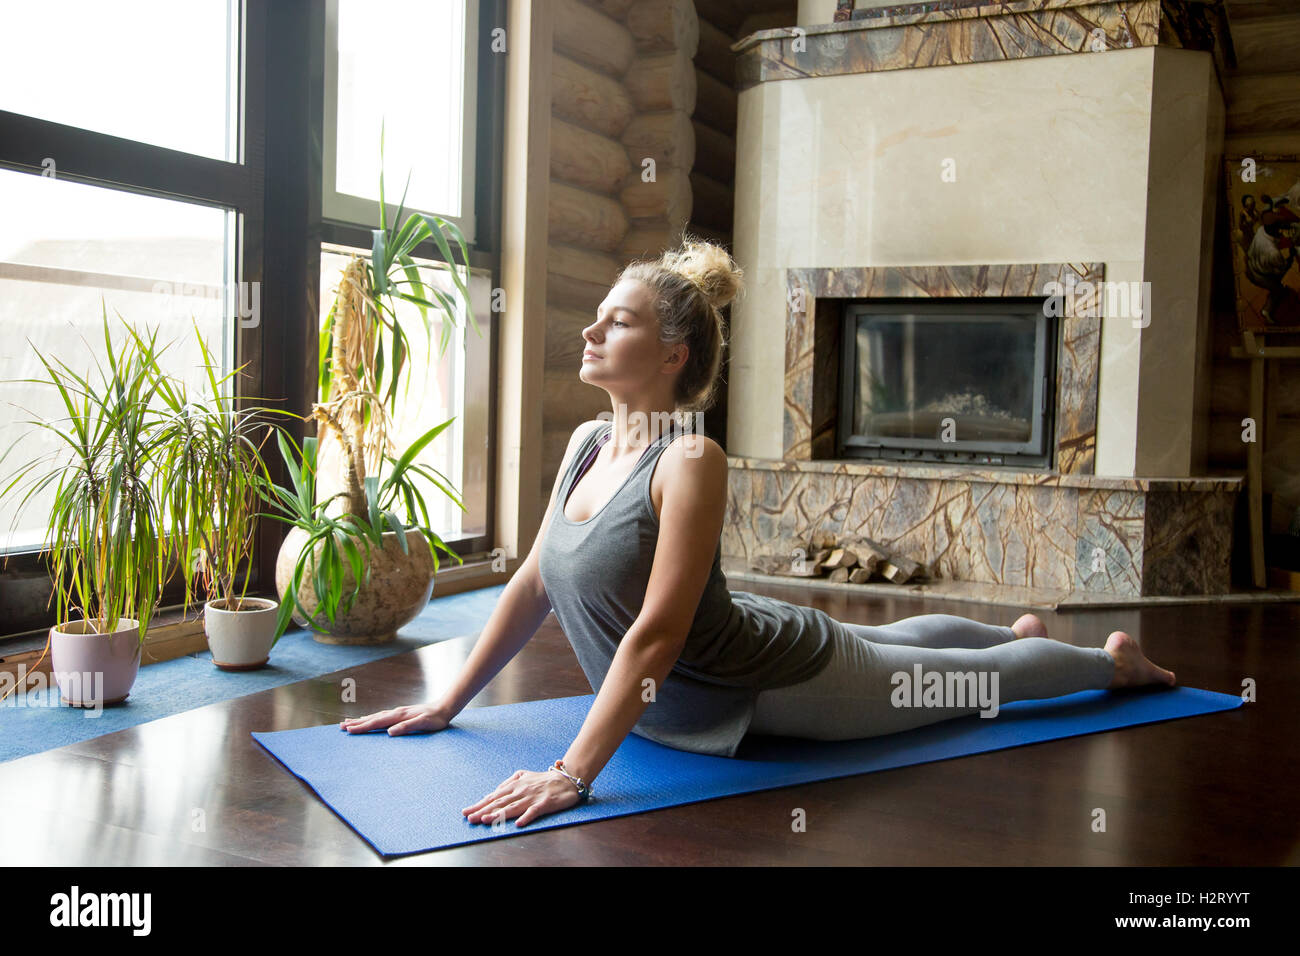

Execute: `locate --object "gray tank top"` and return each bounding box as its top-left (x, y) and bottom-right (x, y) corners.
top-left (537, 420), bottom-right (838, 757)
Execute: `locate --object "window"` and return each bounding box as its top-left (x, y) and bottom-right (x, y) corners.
top-left (0, 0), bottom-right (240, 162)
top-left (0, 169), bottom-right (236, 551)
top-left (323, 0), bottom-right (480, 242)
top-left (0, 0), bottom-right (503, 640)
top-left (319, 244), bottom-right (491, 544)
top-left (318, 0), bottom-right (501, 566)
top-left (0, 1), bottom-right (256, 638)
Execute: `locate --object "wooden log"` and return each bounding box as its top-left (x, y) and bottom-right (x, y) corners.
top-left (879, 555), bottom-right (923, 585)
top-left (547, 270), bottom-right (608, 313)
top-left (807, 530), bottom-right (840, 551)
top-left (620, 221), bottom-right (685, 259)
top-left (545, 305), bottom-right (595, 371)
top-left (691, 120), bottom-right (735, 184)
top-left (1226, 72), bottom-right (1300, 134)
top-left (620, 167), bottom-right (692, 224)
top-left (552, 53), bottom-right (635, 138)
top-left (695, 17), bottom-right (736, 84)
top-left (693, 0), bottom-right (744, 36)
top-left (547, 242), bottom-right (623, 287)
top-left (543, 369), bottom-right (609, 434)
top-left (751, 554), bottom-right (823, 578)
top-left (596, 0), bottom-right (635, 19)
top-left (821, 548), bottom-right (858, 571)
top-left (549, 181), bottom-right (629, 251)
top-left (550, 116), bottom-right (633, 194)
top-left (841, 537), bottom-right (887, 576)
top-left (737, 11), bottom-right (797, 39)
top-left (848, 567), bottom-right (874, 584)
top-left (828, 567), bottom-right (850, 583)
top-left (621, 110), bottom-right (696, 171)
top-left (843, 536), bottom-right (890, 563)
top-left (688, 169), bottom-right (734, 234)
top-left (625, 51), bottom-right (698, 112)
top-left (554, 0), bottom-right (636, 76)
top-left (625, 0), bottom-right (700, 56)
top-left (853, 553), bottom-right (882, 578)
top-left (1226, 14), bottom-right (1300, 77)
top-left (812, 548), bottom-right (832, 564)
top-left (694, 68), bottom-right (737, 136)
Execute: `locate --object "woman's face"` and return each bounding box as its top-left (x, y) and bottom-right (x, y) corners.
top-left (579, 279), bottom-right (683, 395)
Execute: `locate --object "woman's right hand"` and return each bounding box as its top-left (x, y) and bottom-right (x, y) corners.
top-left (339, 703), bottom-right (453, 736)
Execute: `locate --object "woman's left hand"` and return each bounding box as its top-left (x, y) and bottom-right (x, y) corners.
top-left (462, 769), bottom-right (583, 827)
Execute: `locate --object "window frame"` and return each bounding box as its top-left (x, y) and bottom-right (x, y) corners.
top-left (0, 0), bottom-right (505, 642)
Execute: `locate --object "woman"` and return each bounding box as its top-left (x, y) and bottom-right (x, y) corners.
top-left (341, 238), bottom-right (1177, 829)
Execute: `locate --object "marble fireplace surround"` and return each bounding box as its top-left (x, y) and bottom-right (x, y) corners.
top-left (721, 261), bottom-right (1242, 598)
top-left (722, 257), bottom-right (1237, 595)
top-left (719, 0), bottom-right (1241, 598)
top-left (782, 262), bottom-right (1105, 471)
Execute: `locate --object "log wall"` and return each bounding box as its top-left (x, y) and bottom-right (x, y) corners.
top-left (539, 0), bottom-right (772, 510)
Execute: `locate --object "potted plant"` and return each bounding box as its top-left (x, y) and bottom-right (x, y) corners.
top-left (0, 307), bottom-right (175, 706)
top-left (142, 319), bottom-right (300, 669)
top-left (272, 139), bottom-right (479, 644)
top-left (260, 423), bottom-right (464, 645)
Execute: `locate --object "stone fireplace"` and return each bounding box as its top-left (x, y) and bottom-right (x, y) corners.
top-left (719, 0), bottom-right (1243, 599)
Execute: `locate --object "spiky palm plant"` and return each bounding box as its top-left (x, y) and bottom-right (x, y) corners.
top-left (266, 128), bottom-right (480, 641)
top-left (0, 305), bottom-right (174, 643)
top-left (140, 318), bottom-right (300, 630)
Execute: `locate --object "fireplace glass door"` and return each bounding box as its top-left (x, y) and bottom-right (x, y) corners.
top-left (838, 298), bottom-right (1055, 467)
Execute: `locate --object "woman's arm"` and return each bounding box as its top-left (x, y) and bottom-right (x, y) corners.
top-left (556, 434), bottom-right (730, 785)
top-left (341, 420), bottom-right (606, 735)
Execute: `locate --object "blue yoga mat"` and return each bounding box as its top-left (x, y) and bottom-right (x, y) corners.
top-left (251, 685), bottom-right (1243, 857)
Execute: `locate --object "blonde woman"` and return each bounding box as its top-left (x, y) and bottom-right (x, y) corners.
top-left (341, 237), bottom-right (1176, 828)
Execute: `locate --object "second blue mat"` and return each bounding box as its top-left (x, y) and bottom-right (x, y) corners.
top-left (251, 685), bottom-right (1244, 857)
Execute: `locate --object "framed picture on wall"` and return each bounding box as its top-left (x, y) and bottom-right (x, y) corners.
top-left (1223, 153), bottom-right (1300, 332)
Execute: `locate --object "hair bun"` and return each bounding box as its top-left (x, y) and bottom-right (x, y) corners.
top-left (663, 236), bottom-right (744, 312)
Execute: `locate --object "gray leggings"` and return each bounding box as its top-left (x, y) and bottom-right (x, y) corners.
top-left (748, 614), bottom-right (1116, 740)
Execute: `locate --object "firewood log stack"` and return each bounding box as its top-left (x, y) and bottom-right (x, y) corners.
top-left (749, 535), bottom-right (928, 585)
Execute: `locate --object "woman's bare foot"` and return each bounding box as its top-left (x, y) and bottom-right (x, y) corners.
top-left (1011, 613), bottom-right (1048, 639)
top-left (1104, 631), bottom-right (1176, 689)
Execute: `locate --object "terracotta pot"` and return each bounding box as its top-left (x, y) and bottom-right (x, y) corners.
top-left (274, 525), bottom-right (435, 644)
top-left (48, 617), bottom-right (142, 707)
top-left (204, 597), bottom-right (281, 670)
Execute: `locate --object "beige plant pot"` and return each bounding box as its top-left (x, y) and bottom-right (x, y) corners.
top-left (48, 617), bottom-right (142, 707)
top-left (205, 597), bottom-right (282, 670)
top-left (274, 525), bottom-right (435, 644)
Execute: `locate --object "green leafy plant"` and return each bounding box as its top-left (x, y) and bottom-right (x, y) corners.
top-left (0, 305), bottom-right (176, 643)
top-left (255, 424), bottom-right (465, 642)
top-left (138, 318), bottom-right (301, 637)
top-left (313, 127), bottom-right (479, 523)
top-left (275, 128), bottom-right (478, 639)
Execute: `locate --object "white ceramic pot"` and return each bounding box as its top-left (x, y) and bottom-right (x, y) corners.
top-left (204, 597), bottom-right (282, 670)
top-left (48, 617), bottom-right (142, 707)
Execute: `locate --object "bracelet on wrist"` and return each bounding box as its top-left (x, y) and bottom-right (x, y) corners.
top-left (548, 759), bottom-right (592, 802)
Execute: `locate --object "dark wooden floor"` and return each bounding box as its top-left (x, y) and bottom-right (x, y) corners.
top-left (1, 579), bottom-right (1295, 866)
